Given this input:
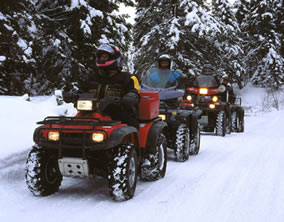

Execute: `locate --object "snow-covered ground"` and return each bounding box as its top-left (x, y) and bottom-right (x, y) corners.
top-left (0, 84), bottom-right (284, 222)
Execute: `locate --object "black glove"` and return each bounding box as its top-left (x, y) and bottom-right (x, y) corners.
top-left (121, 92), bottom-right (139, 109)
top-left (98, 96), bottom-right (120, 112)
top-left (63, 92), bottom-right (78, 103)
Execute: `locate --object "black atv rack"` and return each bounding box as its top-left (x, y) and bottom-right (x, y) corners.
top-left (37, 116), bottom-right (121, 126)
top-left (35, 116), bottom-right (123, 159)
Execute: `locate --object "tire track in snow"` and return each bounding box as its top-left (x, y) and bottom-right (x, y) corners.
top-left (0, 149), bottom-right (29, 183)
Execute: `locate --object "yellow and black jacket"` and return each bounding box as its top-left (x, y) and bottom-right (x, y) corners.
top-left (80, 71), bottom-right (140, 127)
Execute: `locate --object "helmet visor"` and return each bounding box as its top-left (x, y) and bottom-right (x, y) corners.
top-left (97, 44), bottom-right (115, 55)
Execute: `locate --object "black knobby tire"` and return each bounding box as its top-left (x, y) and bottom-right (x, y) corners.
top-left (140, 134), bottom-right (167, 181)
top-left (226, 115), bottom-right (232, 135)
top-left (237, 111), bottom-right (245, 132)
top-left (231, 111), bottom-right (237, 132)
top-left (216, 111), bottom-right (226, 137)
top-left (189, 126), bottom-right (201, 155)
top-left (25, 146), bottom-right (62, 196)
top-left (232, 111), bottom-right (244, 132)
top-left (108, 144), bottom-right (138, 201)
top-left (174, 124), bottom-right (190, 162)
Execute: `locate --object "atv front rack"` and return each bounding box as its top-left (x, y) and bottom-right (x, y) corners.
top-left (37, 116), bottom-right (121, 127)
top-left (34, 116), bottom-right (124, 159)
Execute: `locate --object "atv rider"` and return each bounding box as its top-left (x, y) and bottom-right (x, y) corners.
top-left (219, 74), bottom-right (236, 131)
top-left (220, 74), bottom-right (235, 104)
top-left (150, 54), bottom-right (199, 144)
top-left (202, 64), bottom-right (220, 84)
top-left (79, 43), bottom-right (140, 128)
top-left (199, 64), bottom-right (220, 131)
top-left (148, 54), bottom-right (183, 88)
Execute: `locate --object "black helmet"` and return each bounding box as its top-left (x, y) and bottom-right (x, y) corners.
top-left (96, 44), bottom-right (124, 71)
top-left (203, 64), bottom-right (214, 75)
top-left (158, 54), bottom-right (172, 69)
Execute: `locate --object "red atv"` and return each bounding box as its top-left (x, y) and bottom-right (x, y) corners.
top-left (25, 92), bottom-right (167, 201)
top-left (181, 74), bottom-right (244, 136)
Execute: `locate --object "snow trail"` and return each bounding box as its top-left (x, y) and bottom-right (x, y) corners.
top-left (1, 92), bottom-right (284, 222)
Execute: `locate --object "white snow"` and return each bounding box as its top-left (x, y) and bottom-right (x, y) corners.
top-left (28, 21), bottom-right (37, 33)
top-left (0, 12), bottom-right (7, 21)
top-left (80, 19), bottom-right (91, 34)
top-left (70, 0), bottom-right (87, 9)
top-left (0, 56), bottom-right (6, 62)
top-left (4, 23), bottom-right (13, 31)
top-left (89, 8), bottom-right (103, 19)
top-left (119, 4), bottom-right (136, 24)
top-left (17, 38), bottom-right (33, 57)
top-left (53, 39), bottom-right (61, 47)
top-left (0, 84), bottom-right (284, 222)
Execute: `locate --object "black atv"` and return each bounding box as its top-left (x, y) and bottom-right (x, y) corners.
top-left (141, 68), bottom-right (201, 162)
top-left (183, 74), bottom-right (244, 136)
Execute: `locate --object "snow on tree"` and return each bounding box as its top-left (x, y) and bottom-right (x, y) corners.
top-left (243, 0), bottom-right (283, 88)
top-left (0, 0), bottom-right (134, 95)
top-left (0, 0), bottom-right (35, 95)
top-left (31, 0), bottom-right (134, 94)
top-left (211, 0), bottom-right (245, 88)
top-left (133, 0), bottom-right (222, 79)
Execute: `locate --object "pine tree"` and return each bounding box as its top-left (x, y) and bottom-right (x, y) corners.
top-left (246, 0), bottom-right (283, 88)
top-left (30, 0), bottom-right (134, 94)
top-left (211, 0), bottom-right (245, 88)
top-left (235, 0), bottom-right (250, 26)
top-left (0, 0), bottom-right (35, 95)
top-left (0, 0), bottom-right (134, 95)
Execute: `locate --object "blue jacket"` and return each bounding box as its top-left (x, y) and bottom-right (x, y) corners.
top-left (149, 71), bottom-right (181, 84)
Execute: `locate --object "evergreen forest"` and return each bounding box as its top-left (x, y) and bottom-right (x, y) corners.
top-left (0, 0), bottom-right (283, 95)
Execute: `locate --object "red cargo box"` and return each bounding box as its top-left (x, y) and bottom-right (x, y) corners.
top-left (138, 91), bottom-right (160, 121)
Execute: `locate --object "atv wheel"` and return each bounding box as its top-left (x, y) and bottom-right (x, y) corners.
top-left (140, 134), bottom-right (167, 181)
top-left (226, 115), bottom-right (232, 135)
top-left (232, 111), bottom-right (244, 132)
top-left (231, 111), bottom-right (237, 132)
top-left (25, 146), bottom-right (62, 196)
top-left (108, 144), bottom-right (138, 201)
top-left (174, 124), bottom-right (190, 162)
top-left (189, 126), bottom-right (201, 155)
top-left (237, 111), bottom-right (245, 132)
top-left (216, 111), bottom-right (226, 137)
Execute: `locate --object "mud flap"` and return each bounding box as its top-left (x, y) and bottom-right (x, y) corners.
top-left (145, 121), bottom-right (167, 154)
top-left (105, 126), bottom-right (138, 149)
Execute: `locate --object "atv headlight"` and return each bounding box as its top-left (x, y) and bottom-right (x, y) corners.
top-left (212, 96), bottom-right (218, 102)
top-left (186, 95), bottom-right (192, 101)
top-left (92, 132), bottom-right (104, 142)
top-left (159, 114), bottom-right (166, 121)
top-left (209, 104), bottom-right (216, 109)
top-left (77, 100), bottom-right (93, 111)
top-left (48, 131), bottom-right (60, 141)
top-left (199, 88), bottom-right (208, 95)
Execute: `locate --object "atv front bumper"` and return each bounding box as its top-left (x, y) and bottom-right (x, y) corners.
top-left (33, 116), bottom-right (135, 154)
